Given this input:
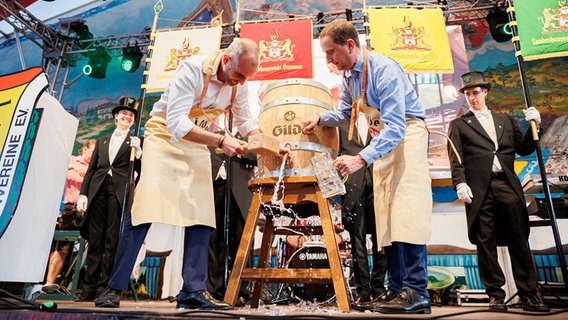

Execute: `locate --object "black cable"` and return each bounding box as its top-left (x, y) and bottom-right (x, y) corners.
top-left (0, 288), bottom-right (57, 312)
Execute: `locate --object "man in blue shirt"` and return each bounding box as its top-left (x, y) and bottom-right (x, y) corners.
top-left (301, 20), bottom-right (432, 314)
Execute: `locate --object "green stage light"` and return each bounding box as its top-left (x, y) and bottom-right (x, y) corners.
top-left (121, 41), bottom-right (143, 73)
top-left (486, 5), bottom-right (512, 43)
top-left (83, 48), bottom-right (111, 79)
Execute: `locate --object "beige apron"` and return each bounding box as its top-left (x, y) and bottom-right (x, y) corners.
top-left (361, 105), bottom-right (432, 248)
top-left (131, 114), bottom-right (215, 227)
top-left (345, 48), bottom-right (431, 248)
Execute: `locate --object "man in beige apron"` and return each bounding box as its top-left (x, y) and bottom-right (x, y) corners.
top-left (95, 38), bottom-right (267, 310)
top-left (302, 20), bottom-right (432, 314)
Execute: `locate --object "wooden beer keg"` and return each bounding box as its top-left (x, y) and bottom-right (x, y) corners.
top-left (258, 78), bottom-right (339, 177)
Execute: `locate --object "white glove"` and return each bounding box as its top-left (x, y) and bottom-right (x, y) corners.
top-left (523, 107), bottom-right (541, 126)
top-left (443, 85), bottom-right (458, 102)
top-left (77, 195), bottom-right (88, 212)
top-left (130, 136), bottom-right (142, 159)
top-left (456, 183), bottom-right (473, 204)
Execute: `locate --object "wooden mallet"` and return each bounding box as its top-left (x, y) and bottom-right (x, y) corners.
top-left (215, 133), bottom-right (280, 156)
top-left (246, 133), bottom-right (280, 156)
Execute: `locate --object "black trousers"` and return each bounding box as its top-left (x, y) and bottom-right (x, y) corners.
top-left (475, 175), bottom-right (538, 298)
top-left (343, 167), bottom-right (387, 297)
top-left (83, 174), bottom-right (121, 296)
top-left (207, 178), bottom-right (246, 298)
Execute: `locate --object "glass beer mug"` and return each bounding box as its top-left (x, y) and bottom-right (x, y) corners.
top-left (311, 152), bottom-right (346, 199)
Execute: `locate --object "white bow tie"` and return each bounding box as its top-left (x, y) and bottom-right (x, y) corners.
top-left (475, 110), bottom-right (491, 119)
top-left (113, 130), bottom-right (128, 138)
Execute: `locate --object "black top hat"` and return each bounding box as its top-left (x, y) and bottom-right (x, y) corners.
top-left (458, 71), bottom-right (491, 93)
top-left (112, 96), bottom-right (138, 117)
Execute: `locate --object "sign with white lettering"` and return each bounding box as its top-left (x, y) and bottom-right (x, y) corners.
top-left (0, 67), bottom-right (78, 282)
top-left (0, 68), bottom-right (46, 237)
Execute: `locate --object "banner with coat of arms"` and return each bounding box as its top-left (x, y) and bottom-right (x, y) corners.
top-left (514, 0), bottom-right (568, 61)
top-left (368, 8), bottom-right (453, 73)
top-left (146, 27), bottom-right (222, 92)
top-left (240, 20), bottom-right (313, 80)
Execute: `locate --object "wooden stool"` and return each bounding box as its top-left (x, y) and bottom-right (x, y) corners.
top-left (224, 176), bottom-right (350, 312)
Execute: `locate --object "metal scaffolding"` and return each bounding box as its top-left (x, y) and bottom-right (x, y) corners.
top-left (0, 0), bottom-right (499, 100)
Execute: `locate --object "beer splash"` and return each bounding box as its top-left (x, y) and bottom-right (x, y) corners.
top-left (254, 153), bottom-right (299, 219)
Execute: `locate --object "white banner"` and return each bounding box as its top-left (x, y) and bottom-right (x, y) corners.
top-left (0, 68), bottom-right (78, 282)
top-left (146, 27), bottom-right (222, 92)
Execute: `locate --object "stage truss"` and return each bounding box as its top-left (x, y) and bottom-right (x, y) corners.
top-left (0, 0), bottom-right (501, 100)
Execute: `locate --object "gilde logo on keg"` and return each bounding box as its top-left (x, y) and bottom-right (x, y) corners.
top-left (272, 124), bottom-right (301, 137)
top-left (272, 110), bottom-right (301, 136)
top-left (284, 111), bottom-right (295, 121)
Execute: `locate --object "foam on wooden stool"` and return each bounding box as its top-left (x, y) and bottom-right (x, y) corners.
top-left (247, 134), bottom-right (280, 156)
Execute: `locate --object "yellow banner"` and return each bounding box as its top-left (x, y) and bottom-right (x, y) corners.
top-left (368, 8), bottom-right (453, 73)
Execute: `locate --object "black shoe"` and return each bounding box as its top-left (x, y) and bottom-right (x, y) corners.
top-left (352, 290), bottom-right (394, 311)
top-left (488, 295), bottom-right (507, 311)
top-left (354, 291), bottom-right (373, 304)
top-left (73, 291), bottom-right (96, 302)
top-left (375, 287), bottom-right (431, 314)
top-left (177, 290), bottom-right (232, 310)
top-left (235, 296), bottom-right (247, 307)
top-left (94, 287), bottom-right (122, 308)
top-left (520, 293), bottom-right (550, 312)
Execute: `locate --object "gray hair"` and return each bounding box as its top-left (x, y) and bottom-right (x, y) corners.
top-left (225, 38), bottom-right (259, 61)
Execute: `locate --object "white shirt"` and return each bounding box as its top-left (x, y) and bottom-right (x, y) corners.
top-left (357, 112), bottom-right (369, 143)
top-left (108, 128), bottom-right (128, 174)
top-left (471, 108), bottom-right (503, 172)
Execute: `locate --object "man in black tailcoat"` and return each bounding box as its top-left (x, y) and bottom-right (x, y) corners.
top-left (75, 97), bottom-right (142, 301)
top-left (447, 71), bottom-right (548, 312)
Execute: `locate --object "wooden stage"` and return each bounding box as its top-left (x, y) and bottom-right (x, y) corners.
top-left (0, 298), bottom-right (566, 319)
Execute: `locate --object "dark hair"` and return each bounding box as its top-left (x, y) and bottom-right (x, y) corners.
top-left (319, 20), bottom-right (360, 47)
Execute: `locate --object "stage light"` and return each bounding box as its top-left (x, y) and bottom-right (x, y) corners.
top-left (83, 48), bottom-right (111, 79)
top-left (69, 20), bottom-right (93, 41)
top-left (486, 4), bottom-right (512, 43)
top-left (121, 41), bottom-right (143, 73)
top-left (316, 12), bottom-right (324, 33)
top-left (345, 9), bottom-right (353, 21)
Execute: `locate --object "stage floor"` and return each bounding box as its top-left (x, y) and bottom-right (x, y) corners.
top-left (0, 299), bottom-right (567, 319)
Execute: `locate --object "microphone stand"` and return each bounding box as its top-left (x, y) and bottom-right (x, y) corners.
top-left (223, 110), bottom-right (233, 288)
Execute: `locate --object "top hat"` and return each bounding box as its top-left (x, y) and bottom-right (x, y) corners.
top-left (458, 71), bottom-right (491, 93)
top-left (112, 96), bottom-right (138, 117)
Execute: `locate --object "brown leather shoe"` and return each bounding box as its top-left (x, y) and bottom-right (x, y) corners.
top-left (520, 293), bottom-right (550, 312)
top-left (488, 296), bottom-right (507, 311)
